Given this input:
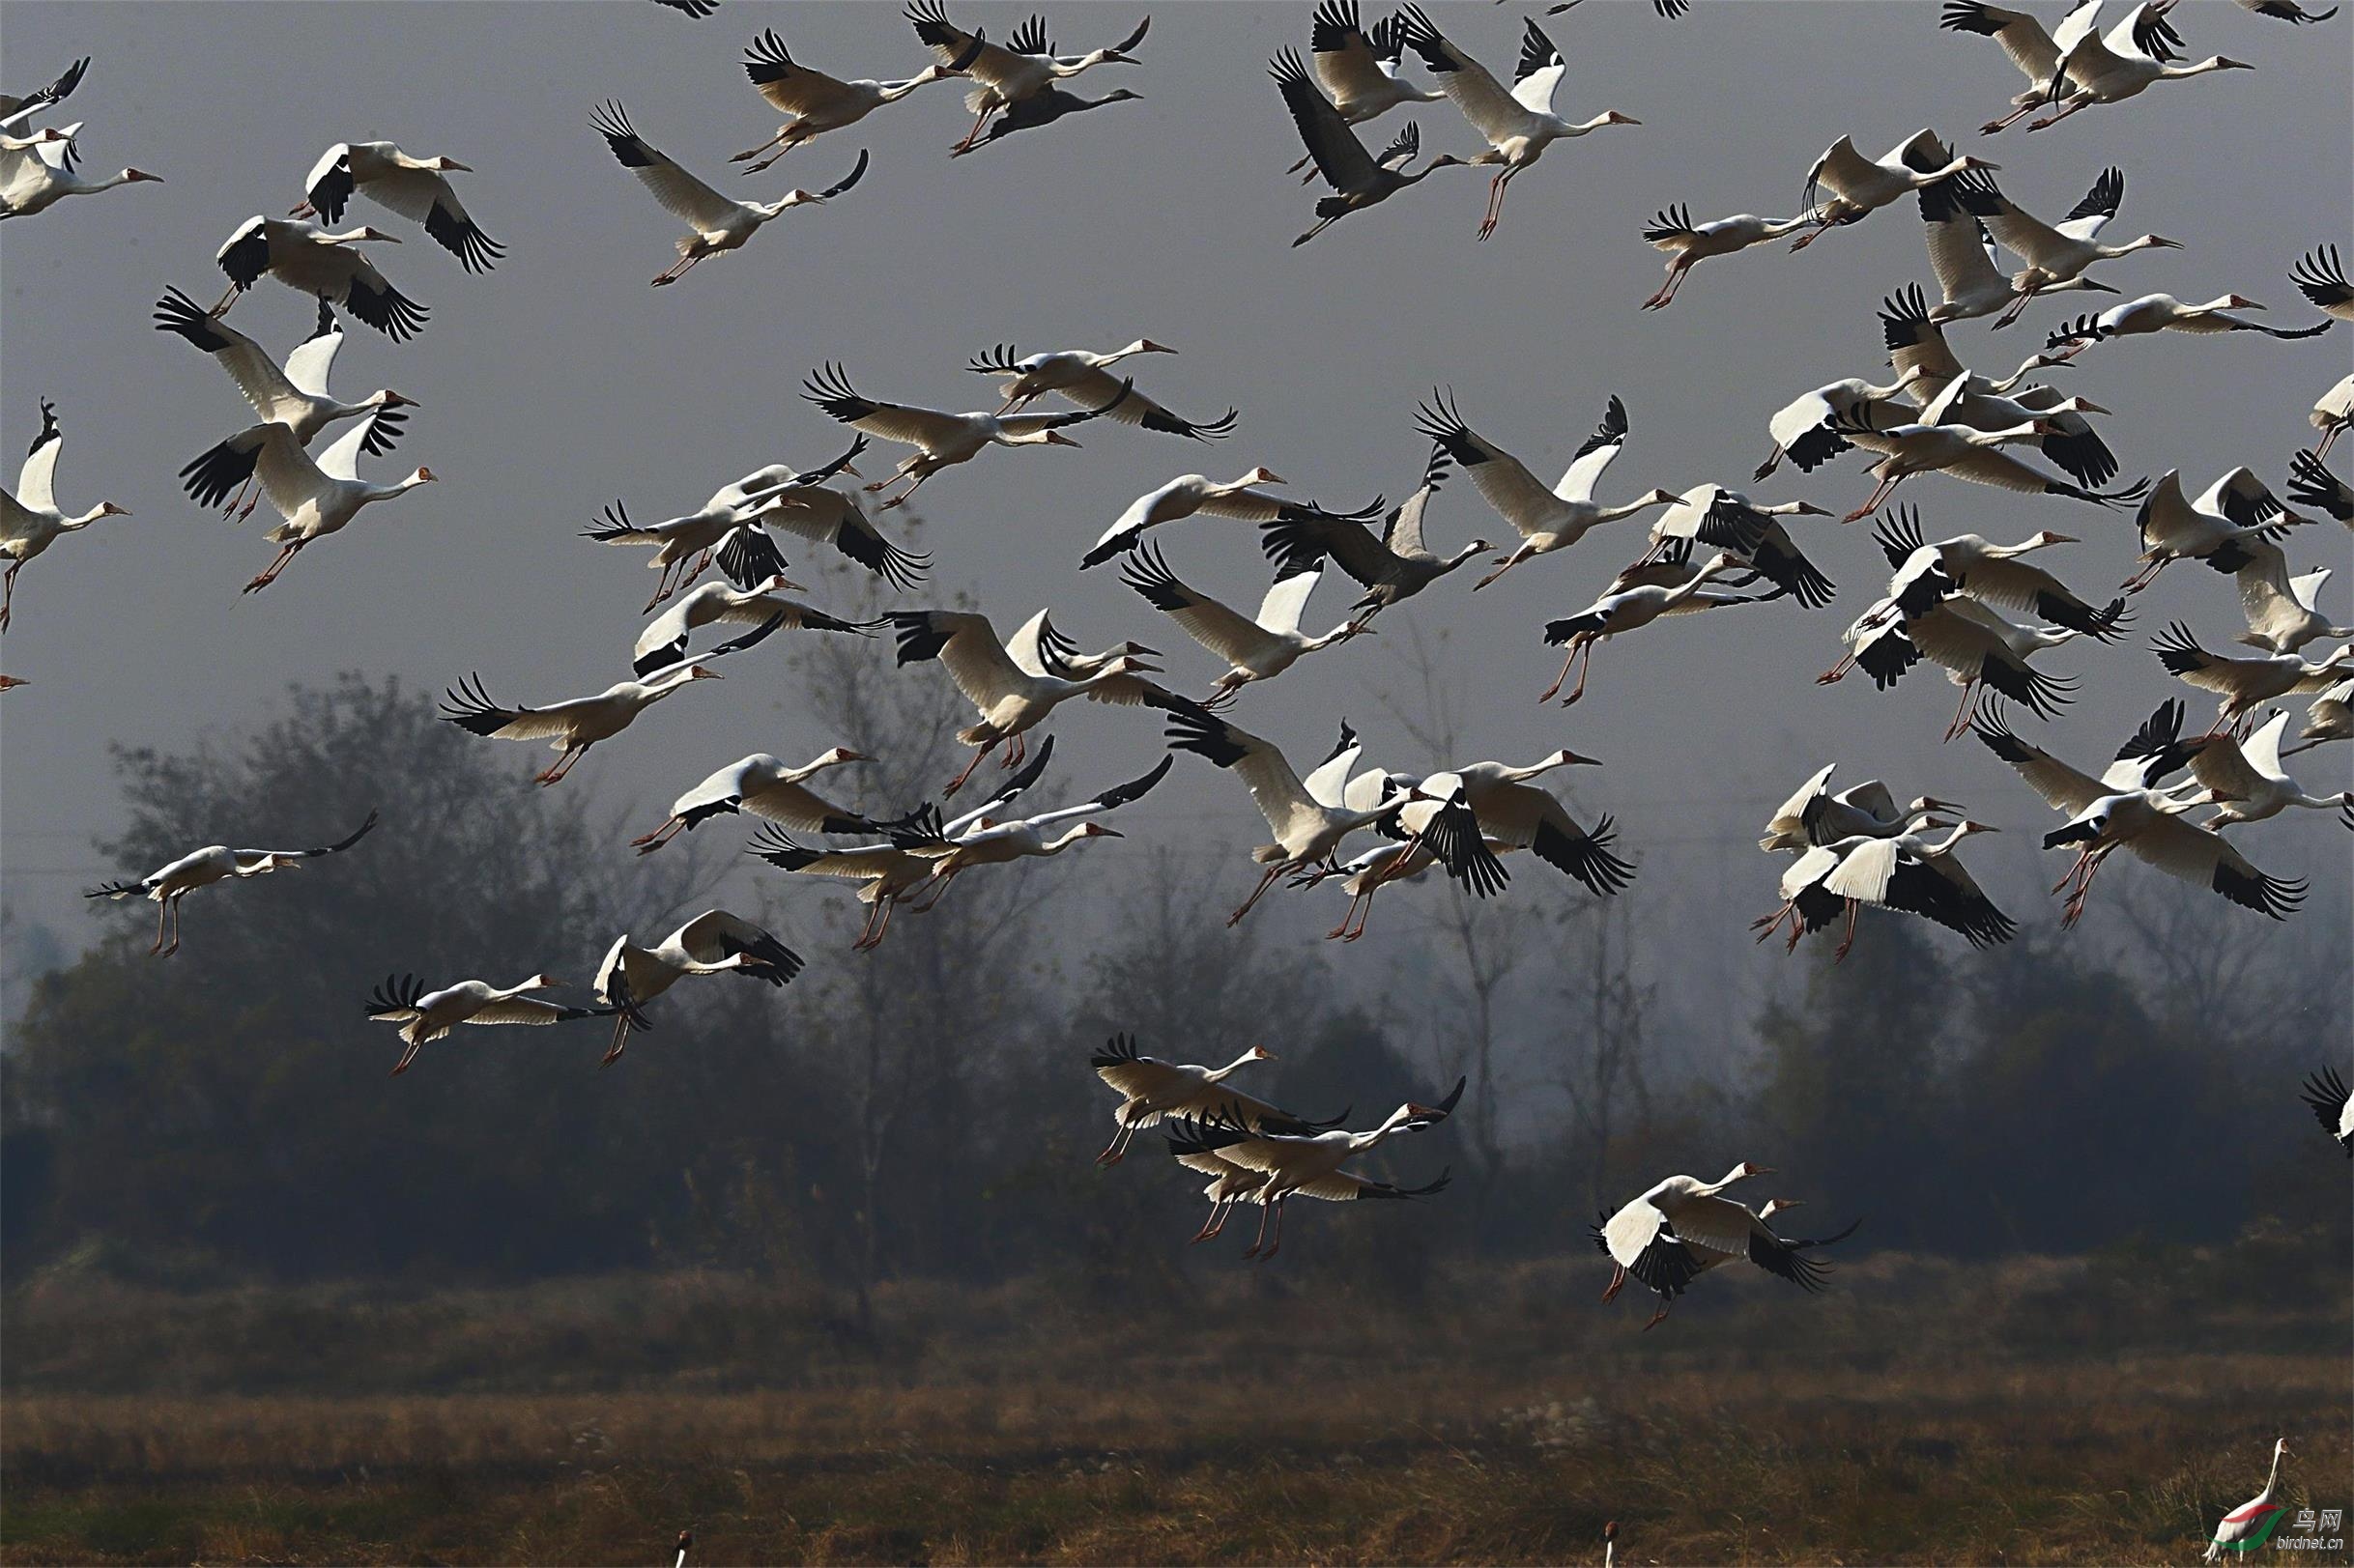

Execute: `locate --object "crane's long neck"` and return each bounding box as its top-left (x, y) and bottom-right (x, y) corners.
top-left (1204, 1050), bottom-right (1259, 1083)
top-left (1349, 1104), bottom-right (1419, 1151)
top-left (1440, 544), bottom-right (1485, 572)
top-left (2259, 1446), bottom-right (2284, 1500)
top-left (1594, 496), bottom-right (1668, 525)
top-left (1302, 623), bottom-right (1359, 652)
top-left (640, 669), bottom-right (703, 703)
top-left (1696, 1162), bottom-right (1755, 1197)
top-left (60, 506), bottom-right (112, 531)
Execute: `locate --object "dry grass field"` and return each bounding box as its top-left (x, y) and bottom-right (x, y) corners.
top-left (4, 1237), bottom-right (2349, 1564)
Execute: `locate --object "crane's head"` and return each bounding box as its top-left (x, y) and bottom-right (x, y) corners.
top-left (752, 572), bottom-right (810, 595)
top-left (122, 168), bottom-right (163, 184)
top-left (820, 747), bottom-right (872, 766)
top-left (99, 501), bottom-right (133, 518)
top-left (433, 157), bottom-right (474, 173)
top-left (686, 664), bottom-right (724, 682)
top-left (2224, 295), bottom-right (2265, 311)
top-left (1238, 466), bottom-right (1284, 487)
top-left (1249, 1044), bottom-right (1277, 1062)
top-left (1078, 821), bottom-right (1123, 839)
top-left (409, 467), bottom-right (440, 485)
top-left (352, 225), bottom-right (401, 242)
top-left (373, 390), bottom-right (420, 411)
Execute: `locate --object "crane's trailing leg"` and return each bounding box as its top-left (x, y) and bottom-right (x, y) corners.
top-left (1942, 680), bottom-right (1982, 744)
top-left (1843, 474), bottom-right (1903, 524)
top-left (1601, 1264), bottom-right (1627, 1302)
top-left (243, 542), bottom-right (304, 594)
top-left (1226, 864), bottom-right (1287, 927)
top-left (943, 744), bottom-right (991, 798)
top-left (1831, 898), bottom-right (1861, 963)
top-left (391, 1038), bottom-right (424, 1076)
top-left (0, 560), bottom-right (18, 629)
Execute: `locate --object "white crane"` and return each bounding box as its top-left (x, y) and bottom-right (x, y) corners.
top-left (967, 341), bottom-right (1236, 440)
top-left (1599, 1190), bottom-right (1858, 1328)
top-left (1163, 703), bottom-right (1431, 925)
top-left (1168, 1078), bottom-right (1462, 1259)
top-left (234, 413), bottom-right (437, 594)
top-left (2043, 293), bottom-right (2335, 360)
top-left (1870, 290), bottom-right (2119, 486)
top-left (803, 362), bottom-right (1115, 510)
top-left (1873, 509), bottom-right (2123, 640)
top-left (1291, 1), bottom-right (1440, 178)
top-left (2204, 1440), bottom-right (2293, 1562)
top-left (2233, 553), bottom-right (2352, 655)
top-left (1082, 469), bottom-right (1378, 568)
top-left (1419, 752), bottom-right (1636, 898)
top-left (1270, 48), bottom-right (1458, 246)
top-left (1538, 553), bottom-right (1757, 706)
top-left (631, 575), bottom-right (879, 675)
top-left (364, 973), bottom-right (622, 1077)
top-left (1595, 1162), bottom-right (1815, 1328)
top-left (1092, 1033), bottom-right (1328, 1164)
top-left (2153, 622), bottom-right (2353, 736)
top-left (581, 477), bottom-right (821, 611)
top-left (2286, 449), bottom-right (2352, 527)
top-left (1826, 588), bottom-right (2102, 740)
top-left (2301, 1069), bottom-right (2353, 1156)
top-left (884, 609), bottom-right (1174, 794)
top-left (296, 142), bottom-right (501, 271)
top-left (743, 746), bottom-right (1053, 949)
top-left (213, 217), bottom-right (426, 340)
top-left (1793, 128), bottom-right (1994, 250)
top-left (1940, 0), bottom-right (2106, 134)
top-left (1755, 819), bottom-right (2012, 958)
top-left (0, 121), bottom-right (159, 216)
top-left (735, 479), bottom-right (931, 592)
top-left (1761, 765), bottom-right (1966, 852)
top-left (2290, 244), bottom-right (2354, 321)
top-left (1976, 721), bottom-right (2308, 924)
top-left (1261, 449), bottom-right (1487, 627)
top-left (2, 400), bottom-right (130, 632)
top-left (885, 749), bottom-right (1170, 913)
top-left (1832, 374), bottom-right (2144, 523)
top-left (2035, 2), bottom-right (2253, 133)
top-left (729, 29), bottom-right (961, 171)
top-left (1946, 166), bottom-right (2181, 327)
top-left (2175, 712), bottom-right (2354, 828)
top-left (439, 613), bottom-right (783, 785)
top-left (1756, 365), bottom-right (1935, 480)
top-left (84, 810), bottom-right (378, 956)
top-left (1416, 391), bottom-right (1675, 588)
top-left (2123, 469), bottom-right (2312, 593)
top-left (632, 747), bottom-right (878, 854)
top-left (156, 291), bottom-right (416, 520)
top-left (1394, 9), bottom-right (1638, 241)
top-left (592, 910), bottom-right (804, 1064)
top-left (1120, 550), bottom-right (1359, 702)
top-left (592, 102), bottom-right (867, 288)
top-left (950, 82), bottom-right (1143, 157)
top-left (1167, 1126), bottom-right (1450, 1250)
top-left (1637, 205), bottom-right (1811, 310)
top-left (904, 1), bottom-right (1147, 155)
top-left (1640, 487), bottom-right (1839, 609)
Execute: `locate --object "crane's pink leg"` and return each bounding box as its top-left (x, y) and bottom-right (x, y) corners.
top-left (1642, 1298), bottom-right (1673, 1330)
top-left (2024, 98), bottom-right (2090, 132)
top-left (1241, 1197), bottom-right (1275, 1259)
top-left (1226, 865), bottom-right (1286, 927)
top-left (2317, 426), bottom-right (2341, 462)
top-left (1750, 902), bottom-right (1794, 945)
top-left (1979, 100), bottom-right (2040, 135)
top-left (151, 898), bottom-right (170, 955)
top-left (1942, 680), bottom-right (1980, 744)
top-left (1327, 891), bottom-right (1367, 942)
top-left (1601, 1265), bottom-right (1627, 1302)
top-left (1559, 642), bottom-right (1598, 707)
top-left (943, 744), bottom-right (990, 798)
top-left (390, 1038), bottom-right (424, 1076)
top-left (1536, 639), bottom-right (1585, 704)
top-left (1831, 898), bottom-right (1860, 963)
top-left (1, 560), bottom-right (17, 629)
top-left (1842, 475), bottom-right (1901, 524)
top-left (1473, 547), bottom-right (1532, 591)
top-left (243, 543), bottom-right (303, 594)
top-left (1257, 1197), bottom-right (1286, 1261)
top-left (1191, 1199), bottom-right (1230, 1243)
top-left (631, 817), bottom-right (686, 854)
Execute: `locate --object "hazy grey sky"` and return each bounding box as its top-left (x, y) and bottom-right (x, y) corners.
top-left (3, 1), bottom-right (2347, 1033)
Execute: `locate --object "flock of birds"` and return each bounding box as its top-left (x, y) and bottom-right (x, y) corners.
top-left (4, 0), bottom-right (2351, 1419)
top-left (2, 1), bottom-right (2345, 1554)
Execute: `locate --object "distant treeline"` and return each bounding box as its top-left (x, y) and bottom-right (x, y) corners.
top-left (4, 670), bottom-right (2343, 1295)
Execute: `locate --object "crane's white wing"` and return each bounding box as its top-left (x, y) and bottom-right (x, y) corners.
top-left (592, 102), bottom-right (741, 233)
top-left (1254, 568), bottom-right (1323, 637)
